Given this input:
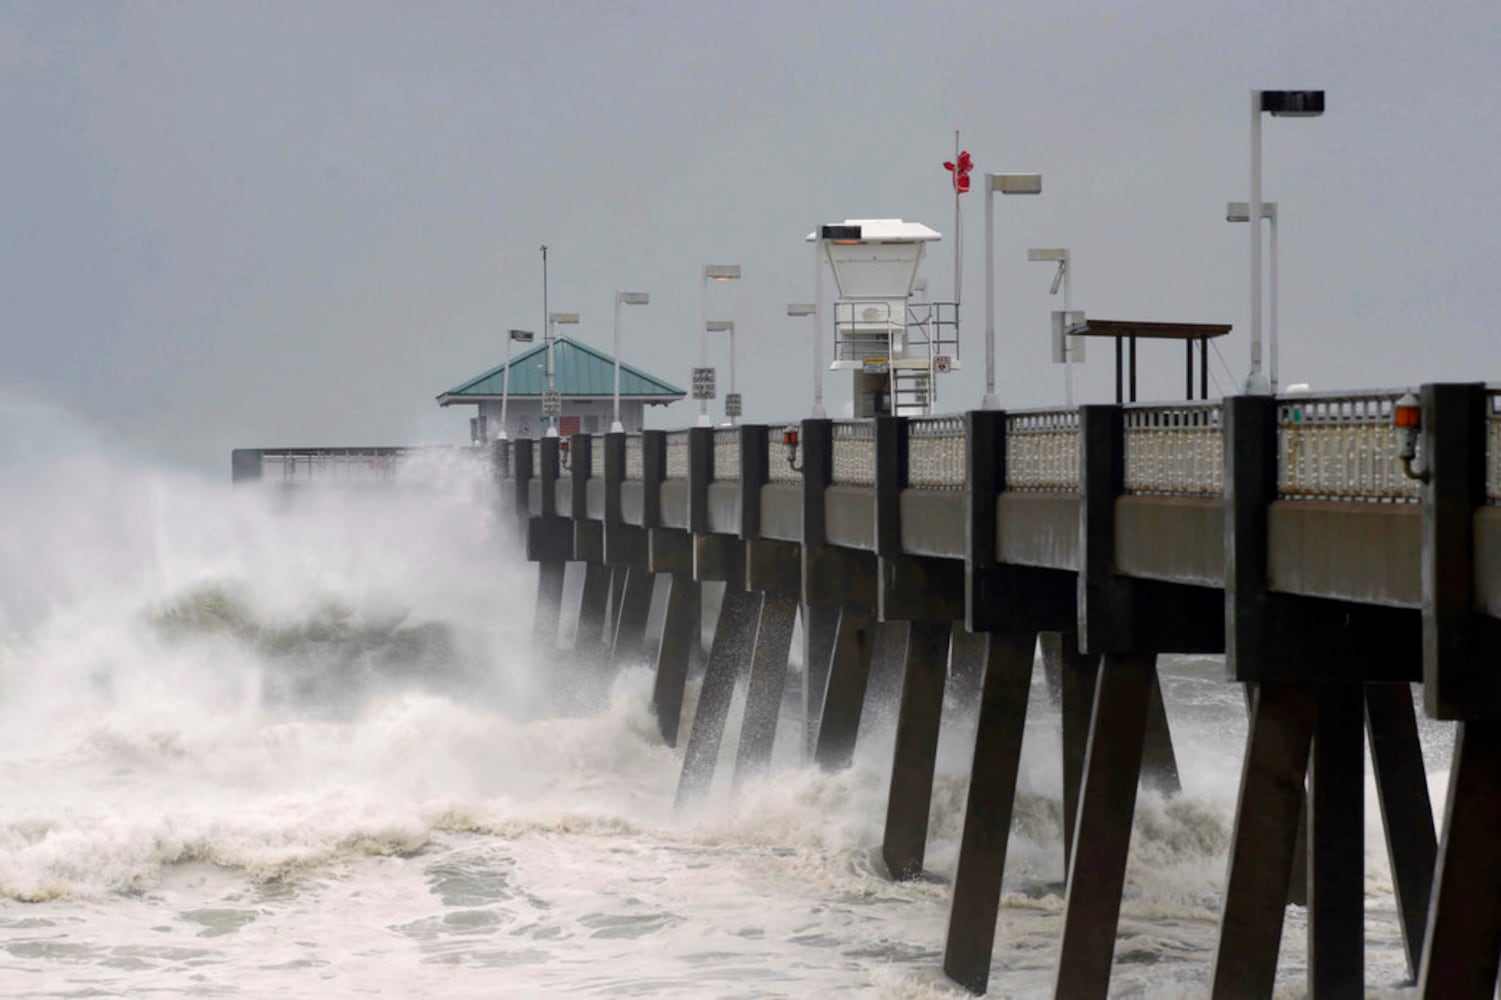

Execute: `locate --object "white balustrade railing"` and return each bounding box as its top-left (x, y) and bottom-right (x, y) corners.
top-left (831, 420), bottom-right (876, 486)
top-left (1489, 391), bottom-right (1501, 503)
top-left (625, 435), bottom-right (644, 481)
top-left (1277, 392), bottom-right (1419, 502)
top-left (767, 426), bottom-right (800, 484)
top-left (908, 416), bottom-right (966, 490)
top-left (714, 428), bottom-right (740, 481)
top-left (263, 447), bottom-right (485, 487)
top-left (590, 436), bottom-right (605, 477)
top-left (1124, 404), bottom-right (1224, 496)
top-left (1005, 410), bottom-right (1080, 492)
top-left (665, 430), bottom-right (690, 480)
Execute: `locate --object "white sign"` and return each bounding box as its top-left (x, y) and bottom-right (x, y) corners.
top-left (724, 393), bottom-right (742, 418)
top-left (1051, 311), bottom-right (1087, 364)
top-left (861, 357), bottom-right (889, 375)
top-left (692, 367), bottom-right (717, 400)
top-left (933, 355), bottom-right (952, 374)
top-left (542, 389), bottom-right (562, 417)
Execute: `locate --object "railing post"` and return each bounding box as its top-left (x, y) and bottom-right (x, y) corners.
top-left (513, 437), bottom-right (533, 535)
top-left (641, 431), bottom-right (666, 530)
top-left (1421, 382), bottom-right (1494, 718)
top-left (490, 439), bottom-right (511, 520)
top-left (964, 410), bottom-right (1003, 632)
top-left (569, 433), bottom-right (590, 520)
top-left (1077, 405), bottom-right (1127, 654)
top-left (538, 437), bottom-right (559, 519)
top-left (1224, 395), bottom-right (1279, 682)
top-left (739, 424), bottom-right (767, 540)
top-left (688, 427), bottom-right (713, 535)
top-left (874, 416), bottom-right (909, 558)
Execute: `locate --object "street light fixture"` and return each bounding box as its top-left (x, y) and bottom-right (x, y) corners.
top-left (544, 311), bottom-right (579, 437)
top-left (983, 172), bottom-right (1043, 409)
top-left (611, 292), bottom-right (649, 433)
top-left (706, 320), bottom-right (737, 425)
top-left (699, 265), bottom-right (741, 426)
top-left (1027, 248), bottom-right (1077, 406)
top-left (787, 303), bottom-right (821, 418)
top-left (498, 328), bottom-right (535, 440)
top-left (1227, 201), bottom-right (1280, 392)
top-left (1245, 89), bottom-right (1323, 394)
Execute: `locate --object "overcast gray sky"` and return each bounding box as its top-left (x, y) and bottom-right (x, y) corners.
top-left (3, 0), bottom-right (1498, 473)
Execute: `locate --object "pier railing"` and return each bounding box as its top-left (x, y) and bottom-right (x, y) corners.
top-left (241, 446), bottom-right (484, 487)
top-left (1123, 402), bottom-right (1224, 497)
top-left (664, 430), bottom-right (690, 480)
top-left (713, 428), bottom-right (741, 481)
top-left (908, 415), bottom-right (966, 490)
top-left (831, 420), bottom-right (875, 486)
top-left (1276, 390), bottom-right (1420, 502)
top-left (301, 387), bottom-right (1501, 517)
top-left (1004, 409), bottom-right (1081, 492)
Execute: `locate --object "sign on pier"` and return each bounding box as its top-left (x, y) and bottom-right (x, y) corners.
top-left (692, 367), bottom-right (717, 400)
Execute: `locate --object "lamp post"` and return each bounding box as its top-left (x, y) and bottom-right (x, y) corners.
top-left (611, 292), bottom-right (649, 433)
top-left (706, 320), bottom-right (736, 425)
top-left (699, 265), bottom-right (741, 426)
top-left (983, 172), bottom-right (1043, 410)
top-left (1227, 201), bottom-right (1280, 392)
top-left (1245, 89), bottom-right (1323, 394)
top-left (498, 328), bottom-right (535, 440)
top-left (1027, 248), bottom-right (1074, 406)
top-left (787, 303), bottom-right (821, 418)
top-left (544, 311), bottom-right (579, 437)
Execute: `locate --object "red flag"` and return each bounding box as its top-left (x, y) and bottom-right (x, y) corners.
top-left (943, 150), bottom-right (973, 194)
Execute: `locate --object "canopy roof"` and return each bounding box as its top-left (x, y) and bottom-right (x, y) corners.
top-left (436, 336), bottom-right (685, 405)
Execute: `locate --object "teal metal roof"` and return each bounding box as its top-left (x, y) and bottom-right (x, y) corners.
top-left (437, 336), bottom-right (685, 403)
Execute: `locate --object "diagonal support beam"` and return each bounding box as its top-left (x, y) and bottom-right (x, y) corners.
top-left (1053, 653), bottom-right (1155, 1000)
top-left (1365, 682), bottom-right (1437, 982)
top-left (674, 587), bottom-right (763, 806)
top-left (1419, 722), bottom-right (1501, 999)
top-left (941, 630), bottom-right (1037, 995)
top-left (651, 572), bottom-right (699, 747)
top-left (1307, 682), bottom-right (1366, 998)
top-left (812, 605), bottom-right (878, 772)
top-left (881, 619), bottom-right (952, 880)
top-left (732, 594), bottom-right (799, 787)
top-left (1211, 683), bottom-right (1317, 999)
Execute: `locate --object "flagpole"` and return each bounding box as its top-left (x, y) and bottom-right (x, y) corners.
top-left (952, 129), bottom-right (961, 307)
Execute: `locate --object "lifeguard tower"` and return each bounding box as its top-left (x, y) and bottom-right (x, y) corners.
top-left (810, 219), bottom-right (955, 417)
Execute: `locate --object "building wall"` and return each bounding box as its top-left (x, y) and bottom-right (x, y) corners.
top-left (473, 399), bottom-right (648, 440)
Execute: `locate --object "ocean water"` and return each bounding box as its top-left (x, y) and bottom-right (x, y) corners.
top-left (0, 396), bottom-right (1451, 998)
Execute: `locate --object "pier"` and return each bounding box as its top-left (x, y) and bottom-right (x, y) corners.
top-left (234, 383), bottom-right (1501, 998)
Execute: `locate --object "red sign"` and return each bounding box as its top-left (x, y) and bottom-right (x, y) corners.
top-left (560, 416), bottom-right (581, 436)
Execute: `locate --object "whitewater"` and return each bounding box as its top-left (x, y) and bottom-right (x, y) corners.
top-left (0, 395), bottom-right (1452, 997)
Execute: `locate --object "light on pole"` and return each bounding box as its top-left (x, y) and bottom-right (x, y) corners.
top-left (1227, 201), bottom-right (1279, 392)
top-left (983, 172), bottom-right (1042, 410)
top-left (1027, 248), bottom-right (1075, 406)
top-left (1245, 89), bottom-right (1323, 394)
top-left (498, 328), bottom-right (535, 440)
top-left (706, 320), bottom-right (736, 425)
top-left (544, 311), bottom-right (579, 437)
top-left (699, 265), bottom-right (741, 426)
top-left (611, 292), bottom-right (649, 433)
top-left (787, 303), bottom-right (821, 418)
